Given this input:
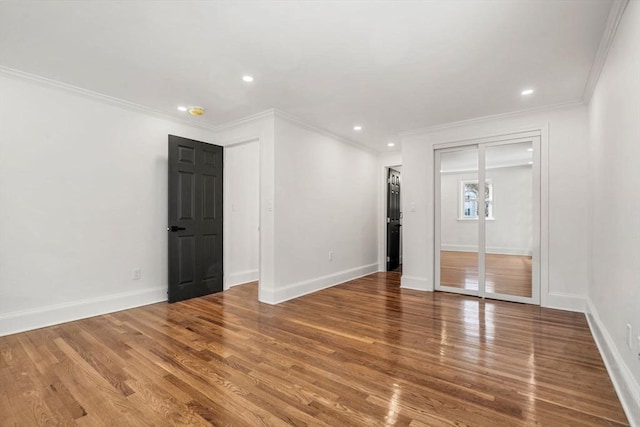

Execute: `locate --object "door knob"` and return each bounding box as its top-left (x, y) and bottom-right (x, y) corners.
top-left (168, 226), bottom-right (186, 232)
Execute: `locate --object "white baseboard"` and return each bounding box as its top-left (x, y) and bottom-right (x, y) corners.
top-left (260, 263), bottom-right (379, 304)
top-left (586, 299), bottom-right (640, 427)
top-left (225, 269), bottom-right (259, 289)
top-left (543, 292), bottom-right (587, 312)
top-left (441, 244), bottom-right (532, 256)
top-left (0, 287), bottom-right (167, 337)
top-left (401, 275), bottom-right (432, 291)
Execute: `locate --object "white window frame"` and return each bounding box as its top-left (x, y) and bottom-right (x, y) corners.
top-left (458, 179), bottom-right (494, 220)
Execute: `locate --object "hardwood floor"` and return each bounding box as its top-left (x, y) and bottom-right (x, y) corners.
top-left (440, 251), bottom-right (532, 297)
top-left (0, 273), bottom-right (628, 426)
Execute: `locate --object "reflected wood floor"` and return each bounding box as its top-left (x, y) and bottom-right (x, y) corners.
top-left (441, 251), bottom-right (532, 297)
top-left (0, 273), bottom-right (628, 426)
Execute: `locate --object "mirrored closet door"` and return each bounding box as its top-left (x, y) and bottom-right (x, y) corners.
top-left (435, 137), bottom-right (540, 304)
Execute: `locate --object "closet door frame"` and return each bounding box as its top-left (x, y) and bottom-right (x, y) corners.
top-left (434, 135), bottom-right (541, 305)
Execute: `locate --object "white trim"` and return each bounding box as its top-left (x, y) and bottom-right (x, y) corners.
top-left (459, 179), bottom-right (493, 220)
top-left (478, 145), bottom-right (487, 299)
top-left (543, 292), bottom-right (586, 313)
top-left (440, 245), bottom-right (532, 256)
top-left (222, 137), bottom-right (261, 299)
top-left (273, 109), bottom-right (376, 155)
top-left (434, 150), bottom-right (443, 290)
top-left (583, 0), bottom-right (630, 102)
top-left (400, 275), bottom-right (431, 291)
top-left (0, 66), bottom-right (220, 133)
top-left (433, 132), bottom-right (541, 150)
top-left (225, 269), bottom-right (259, 289)
top-left (260, 263), bottom-right (379, 305)
top-left (215, 109), bottom-right (276, 132)
top-left (401, 101), bottom-right (583, 138)
top-left (442, 163), bottom-right (532, 175)
top-left (0, 66), bottom-right (281, 138)
top-left (586, 299), bottom-right (640, 426)
top-left (433, 132), bottom-right (543, 306)
top-left (539, 126), bottom-right (550, 309)
top-left (0, 287), bottom-right (167, 337)
top-left (222, 136), bottom-right (260, 148)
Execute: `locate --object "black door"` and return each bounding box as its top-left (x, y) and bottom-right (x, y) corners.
top-left (387, 168), bottom-right (401, 271)
top-left (168, 135), bottom-right (223, 303)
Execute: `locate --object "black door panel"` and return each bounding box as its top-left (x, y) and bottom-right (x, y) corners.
top-left (387, 168), bottom-right (401, 271)
top-left (168, 135), bottom-right (223, 303)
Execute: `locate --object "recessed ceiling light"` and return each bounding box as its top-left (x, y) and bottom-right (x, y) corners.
top-left (242, 75), bottom-right (254, 83)
top-left (528, 161), bottom-right (533, 165)
top-left (521, 89), bottom-right (535, 96)
top-left (353, 125), bottom-right (362, 131)
top-left (387, 142), bottom-right (395, 147)
top-left (527, 148), bottom-right (533, 152)
top-left (177, 106), bottom-right (187, 112)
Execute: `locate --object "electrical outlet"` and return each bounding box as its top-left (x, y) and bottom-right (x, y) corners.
top-left (329, 251), bottom-right (333, 261)
top-left (627, 324), bottom-right (632, 349)
top-left (132, 268), bottom-right (141, 280)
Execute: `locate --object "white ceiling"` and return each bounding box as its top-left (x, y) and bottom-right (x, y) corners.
top-left (0, 1), bottom-right (612, 151)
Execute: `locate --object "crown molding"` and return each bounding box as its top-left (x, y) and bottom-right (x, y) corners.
top-left (273, 109), bottom-right (377, 155)
top-left (0, 66), bottom-right (220, 133)
top-left (583, 0), bottom-right (630, 103)
top-left (214, 108), bottom-right (276, 132)
top-left (0, 66), bottom-right (375, 154)
top-left (399, 100), bottom-right (584, 139)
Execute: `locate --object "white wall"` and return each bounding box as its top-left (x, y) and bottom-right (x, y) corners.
top-left (0, 73), bottom-right (257, 335)
top-left (214, 112), bottom-right (275, 303)
top-left (224, 140), bottom-right (259, 288)
top-left (440, 166), bottom-right (533, 255)
top-left (401, 104), bottom-right (589, 311)
top-left (587, 0), bottom-right (640, 422)
top-left (263, 115), bottom-right (379, 303)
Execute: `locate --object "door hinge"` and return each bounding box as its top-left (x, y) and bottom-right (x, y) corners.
top-left (387, 217), bottom-right (390, 223)
top-left (387, 256), bottom-right (390, 262)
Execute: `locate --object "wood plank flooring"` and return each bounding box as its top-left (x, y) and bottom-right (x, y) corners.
top-left (440, 251), bottom-right (532, 297)
top-left (0, 272), bottom-right (628, 426)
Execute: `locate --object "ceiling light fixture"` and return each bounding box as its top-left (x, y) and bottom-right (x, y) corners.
top-left (387, 142), bottom-right (395, 147)
top-left (242, 75), bottom-right (254, 83)
top-left (177, 106), bottom-right (187, 112)
top-left (353, 125), bottom-right (362, 131)
top-left (188, 107), bottom-right (205, 116)
top-left (521, 89), bottom-right (535, 96)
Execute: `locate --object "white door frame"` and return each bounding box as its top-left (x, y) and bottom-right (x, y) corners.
top-left (434, 134), bottom-right (542, 305)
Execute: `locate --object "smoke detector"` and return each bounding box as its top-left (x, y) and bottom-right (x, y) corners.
top-left (188, 107), bottom-right (205, 116)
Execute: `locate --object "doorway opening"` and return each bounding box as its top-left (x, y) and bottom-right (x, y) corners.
top-left (386, 167), bottom-right (402, 272)
top-left (434, 136), bottom-right (541, 304)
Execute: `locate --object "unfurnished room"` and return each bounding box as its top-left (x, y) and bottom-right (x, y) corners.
top-left (0, 1), bottom-right (638, 426)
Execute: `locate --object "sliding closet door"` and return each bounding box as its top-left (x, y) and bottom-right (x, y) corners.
top-left (484, 139), bottom-right (540, 303)
top-left (435, 137), bottom-right (540, 304)
top-left (435, 146), bottom-right (482, 296)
